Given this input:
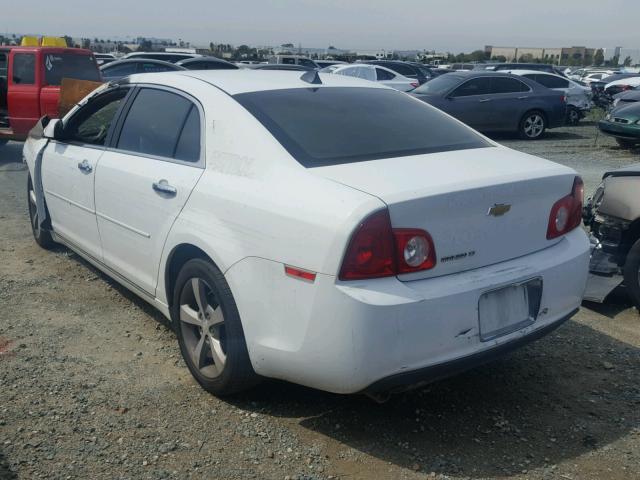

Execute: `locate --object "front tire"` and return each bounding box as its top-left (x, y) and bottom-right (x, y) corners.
top-left (519, 111), bottom-right (547, 140)
top-left (171, 258), bottom-right (259, 396)
top-left (623, 239), bottom-right (640, 310)
top-left (616, 138), bottom-right (637, 149)
top-left (27, 175), bottom-right (54, 249)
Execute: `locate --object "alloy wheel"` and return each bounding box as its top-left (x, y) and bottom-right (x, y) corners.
top-left (524, 114), bottom-right (545, 138)
top-left (179, 277), bottom-right (227, 378)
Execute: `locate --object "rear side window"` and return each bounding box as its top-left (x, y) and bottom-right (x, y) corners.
top-left (174, 106), bottom-right (201, 162)
top-left (490, 77), bottom-right (530, 94)
top-left (386, 63), bottom-right (415, 77)
top-left (376, 68), bottom-right (395, 81)
top-left (102, 63), bottom-right (138, 77)
top-left (117, 88), bottom-right (200, 161)
top-left (12, 53), bottom-right (36, 85)
top-left (139, 62), bottom-right (175, 73)
top-left (534, 75), bottom-right (569, 89)
top-left (235, 87), bottom-right (490, 167)
top-left (44, 54), bottom-right (101, 85)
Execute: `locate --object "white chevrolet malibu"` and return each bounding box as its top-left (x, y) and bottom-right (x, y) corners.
top-left (23, 70), bottom-right (589, 398)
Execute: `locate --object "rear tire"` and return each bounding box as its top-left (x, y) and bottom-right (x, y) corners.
top-left (518, 111), bottom-right (547, 140)
top-left (616, 138), bottom-right (637, 149)
top-left (27, 175), bottom-right (55, 249)
top-left (566, 106), bottom-right (581, 126)
top-left (623, 239), bottom-right (640, 310)
top-left (171, 258), bottom-right (260, 396)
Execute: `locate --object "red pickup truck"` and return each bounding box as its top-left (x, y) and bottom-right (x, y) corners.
top-left (0, 46), bottom-right (101, 146)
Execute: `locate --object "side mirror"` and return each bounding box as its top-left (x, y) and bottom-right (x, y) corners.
top-left (43, 119), bottom-right (64, 141)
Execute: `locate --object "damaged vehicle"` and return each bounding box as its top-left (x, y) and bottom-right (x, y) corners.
top-left (583, 164), bottom-right (640, 308)
top-left (24, 70), bottom-right (589, 398)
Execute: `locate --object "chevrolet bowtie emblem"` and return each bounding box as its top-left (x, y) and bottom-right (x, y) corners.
top-left (487, 203), bottom-right (511, 217)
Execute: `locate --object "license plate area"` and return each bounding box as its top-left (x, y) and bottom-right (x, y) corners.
top-left (478, 278), bottom-right (542, 342)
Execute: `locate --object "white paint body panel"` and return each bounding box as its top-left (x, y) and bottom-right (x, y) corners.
top-left (23, 70), bottom-right (590, 393)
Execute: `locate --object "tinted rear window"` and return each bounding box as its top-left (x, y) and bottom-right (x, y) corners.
top-left (44, 53), bottom-right (101, 85)
top-left (235, 87), bottom-right (490, 167)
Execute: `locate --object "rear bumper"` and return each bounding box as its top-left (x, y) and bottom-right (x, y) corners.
top-left (227, 228), bottom-right (590, 394)
top-left (363, 307), bottom-right (577, 395)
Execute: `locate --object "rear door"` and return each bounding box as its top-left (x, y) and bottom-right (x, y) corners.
top-left (95, 87), bottom-right (204, 296)
top-left (487, 76), bottom-right (532, 131)
top-left (7, 50), bottom-right (40, 135)
top-left (42, 87), bottom-right (130, 259)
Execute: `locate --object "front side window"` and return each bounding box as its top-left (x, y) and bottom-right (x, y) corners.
top-left (451, 78), bottom-right (492, 97)
top-left (12, 53), bottom-right (36, 85)
top-left (117, 88), bottom-right (200, 161)
top-left (44, 53), bottom-right (101, 86)
top-left (235, 87), bottom-right (490, 167)
top-left (65, 89), bottom-right (128, 145)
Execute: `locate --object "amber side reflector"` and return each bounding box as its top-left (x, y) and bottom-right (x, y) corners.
top-left (284, 265), bottom-right (316, 282)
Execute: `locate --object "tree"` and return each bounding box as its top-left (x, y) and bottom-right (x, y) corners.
top-left (593, 49), bottom-right (604, 66)
top-left (624, 56), bottom-right (633, 67)
top-left (491, 55), bottom-right (507, 63)
top-left (82, 38), bottom-right (91, 50)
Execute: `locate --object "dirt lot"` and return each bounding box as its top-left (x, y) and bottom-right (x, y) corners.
top-left (1, 123), bottom-right (639, 480)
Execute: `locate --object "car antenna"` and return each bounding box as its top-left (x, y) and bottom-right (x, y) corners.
top-left (301, 70), bottom-right (322, 85)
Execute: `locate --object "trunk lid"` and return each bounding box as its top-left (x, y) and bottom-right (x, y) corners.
top-left (313, 146), bottom-right (577, 280)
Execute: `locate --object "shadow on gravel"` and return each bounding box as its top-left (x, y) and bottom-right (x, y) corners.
top-left (0, 142), bottom-right (26, 171)
top-left (229, 321), bottom-right (640, 478)
top-left (0, 450), bottom-right (17, 480)
top-left (489, 130), bottom-right (588, 142)
top-left (583, 287), bottom-right (635, 318)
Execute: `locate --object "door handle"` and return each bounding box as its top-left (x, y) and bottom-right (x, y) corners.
top-left (77, 159), bottom-right (92, 173)
top-left (479, 98), bottom-right (492, 103)
top-left (152, 179), bottom-right (177, 196)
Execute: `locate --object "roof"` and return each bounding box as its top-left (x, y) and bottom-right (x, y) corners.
top-left (126, 69), bottom-right (388, 95)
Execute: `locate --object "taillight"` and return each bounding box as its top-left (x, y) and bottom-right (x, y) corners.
top-left (339, 209), bottom-right (436, 280)
top-left (410, 82), bottom-right (419, 89)
top-left (546, 176), bottom-right (584, 239)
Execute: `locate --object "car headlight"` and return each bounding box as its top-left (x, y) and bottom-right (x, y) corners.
top-left (605, 113), bottom-right (612, 120)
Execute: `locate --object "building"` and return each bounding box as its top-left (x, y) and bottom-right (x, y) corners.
top-left (560, 46), bottom-right (596, 64)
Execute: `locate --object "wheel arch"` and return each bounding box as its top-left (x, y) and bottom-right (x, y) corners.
top-left (164, 243), bottom-right (219, 309)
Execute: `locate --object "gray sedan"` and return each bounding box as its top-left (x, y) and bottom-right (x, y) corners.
top-left (411, 72), bottom-right (567, 139)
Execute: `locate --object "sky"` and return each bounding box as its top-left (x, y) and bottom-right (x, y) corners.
top-left (4, 0), bottom-right (638, 52)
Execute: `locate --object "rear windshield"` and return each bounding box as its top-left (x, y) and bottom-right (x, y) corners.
top-left (412, 74), bottom-right (464, 95)
top-left (44, 53), bottom-right (101, 85)
top-left (235, 87), bottom-right (490, 167)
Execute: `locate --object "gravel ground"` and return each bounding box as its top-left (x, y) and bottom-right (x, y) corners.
top-left (1, 122), bottom-right (639, 480)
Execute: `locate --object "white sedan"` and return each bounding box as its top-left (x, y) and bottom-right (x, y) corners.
top-left (330, 64), bottom-right (418, 91)
top-left (24, 70), bottom-right (589, 398)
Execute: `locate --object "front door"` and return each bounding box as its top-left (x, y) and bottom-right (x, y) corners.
top-left (42, 87), bottom-right (129, 259)
top-left (446, 77), bottom-right (494, 130)
top-left (95, 87), bottom-right (204, 296)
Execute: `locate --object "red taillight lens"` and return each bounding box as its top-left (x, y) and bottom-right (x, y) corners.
top-left (410, 82), bottom-right (419, 89)
top-left (546, 176), bottom-right (584, 240)
top-left (339, 210), bottom-right (437, 280)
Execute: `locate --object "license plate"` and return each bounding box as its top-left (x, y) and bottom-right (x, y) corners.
top-left (478, 278), bottom-right (542, 342)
